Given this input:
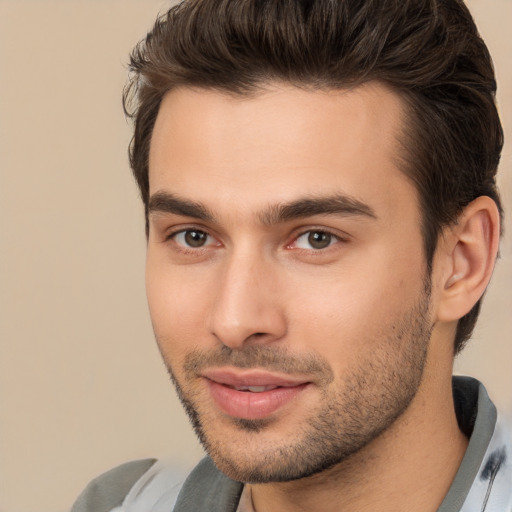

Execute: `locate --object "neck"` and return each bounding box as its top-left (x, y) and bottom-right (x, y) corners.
top-left (248, 368), bottom-right (468, 512)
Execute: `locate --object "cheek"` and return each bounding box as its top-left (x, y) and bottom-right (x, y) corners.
top-left (289, 283), bottom-right (385, 360)
top-left (287, 255), bottom-right (424, 361)
top-left (145, 255), bottom-right (212, 357)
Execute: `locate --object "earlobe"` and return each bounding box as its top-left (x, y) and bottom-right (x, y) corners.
top-left (436, 196), bottom-right (500, 322)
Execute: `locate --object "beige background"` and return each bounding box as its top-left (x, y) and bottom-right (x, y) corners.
top-left (0, 1), bottom-right (510, 511)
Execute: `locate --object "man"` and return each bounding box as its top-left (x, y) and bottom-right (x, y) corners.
top-left (72, 0), bottom-right (511, 510)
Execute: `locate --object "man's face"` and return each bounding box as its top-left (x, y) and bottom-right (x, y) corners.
top-left (146, 83), bottom-right (433, 482)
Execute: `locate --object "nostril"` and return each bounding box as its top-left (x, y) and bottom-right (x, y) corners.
top-left (243, 332), bottom-right (272, 344)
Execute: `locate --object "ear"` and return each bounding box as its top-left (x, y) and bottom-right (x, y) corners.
top-left (435, 196), bottom-right (500, 323)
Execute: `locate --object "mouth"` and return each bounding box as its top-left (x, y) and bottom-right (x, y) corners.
top-left (227, 385), bottom-right (280, 392)
top-left (202, 368), bottom-right (311, 420)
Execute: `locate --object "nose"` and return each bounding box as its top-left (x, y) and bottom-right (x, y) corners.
top-left (208, 251), bottom-right (287, 349)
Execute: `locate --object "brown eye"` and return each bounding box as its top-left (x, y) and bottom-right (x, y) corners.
top-left (307, 231), bottom-right (332, 249)
top-left (172, 229), bottom-right (210, 248)
top-left (293, 230), bottom-right (337, 250)
top-left (184, 230), bottom-right (208, 247)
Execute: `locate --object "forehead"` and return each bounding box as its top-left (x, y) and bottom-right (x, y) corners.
top-left (148, 82), bottom-right (417, 224)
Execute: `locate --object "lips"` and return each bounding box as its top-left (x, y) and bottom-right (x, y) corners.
top-left (202, 369), bottom-right (310, 420)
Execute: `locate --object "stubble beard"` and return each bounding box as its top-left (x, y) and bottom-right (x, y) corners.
top-left (160, 284), bottom-right (433, 484)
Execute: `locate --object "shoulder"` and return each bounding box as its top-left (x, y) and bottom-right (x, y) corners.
top-left (70, 459), bottom-right (158, 512)
top-left (173, 457), bottom-right (243, 512)
top-left (70, 457), bottom-right (244, 512)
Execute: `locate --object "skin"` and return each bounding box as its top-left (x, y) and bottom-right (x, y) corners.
top-left (145, 83), bottom-right (498, 511)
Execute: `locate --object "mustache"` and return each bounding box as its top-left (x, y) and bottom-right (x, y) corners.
top-left (183, 345), bottom-right (334, 384)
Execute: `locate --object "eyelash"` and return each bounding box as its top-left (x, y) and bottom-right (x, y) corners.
top-left (165, 228), bottom-right (217, 253)
top-left (165, 226), bottom-right (347, 254)
top-left (289, 229), bottom-right (343, 251)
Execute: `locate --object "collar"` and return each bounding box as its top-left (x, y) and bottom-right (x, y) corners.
top-left (439, 376), bottom-right (511, 512)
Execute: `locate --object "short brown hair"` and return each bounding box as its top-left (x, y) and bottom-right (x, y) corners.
top-left (124, 0), bottom-right (503, 353)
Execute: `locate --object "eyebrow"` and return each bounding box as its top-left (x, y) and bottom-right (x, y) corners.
top-left (148, 191), bottom-right (214, 221)
top-left (259, 194), bottom-right (377, 225)
top-left (148, 191), bottom-right (377, 225)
